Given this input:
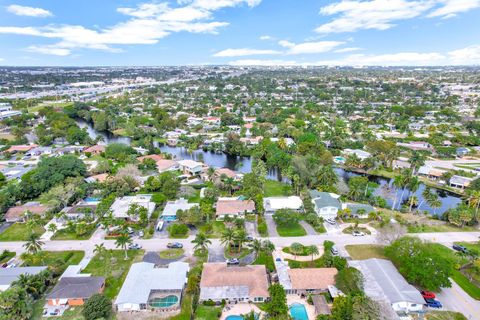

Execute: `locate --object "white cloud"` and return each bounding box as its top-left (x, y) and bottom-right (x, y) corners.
top-left (214, 48), bottom-right (281, 57)
top-left (316, 52), bottom-right (446, 66)
top-left (279, 40), bottom-right (344, 54)
top-left (334, 47), bottom-right (362, 53)
top-left (6, 4), bottom-right (52, 17)
top-left (316, 0), bottom-right (434, 33)
top-left (259, 35), bottom-right (272, 40)
top-left (428, 0), bottom-right (480, 18)
top-left (0, 0), bottom-right (261, 56)
top-left (448, 45), bottom-right (480, 64)
top-left (228, 59), bottom-right (298, 66)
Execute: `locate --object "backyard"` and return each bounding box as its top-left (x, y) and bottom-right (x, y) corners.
top-left (264, 180), bottom-right (292, 197)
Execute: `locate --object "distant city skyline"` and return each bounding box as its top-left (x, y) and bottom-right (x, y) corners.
top-left (0, 0), bottom-right (479, 66)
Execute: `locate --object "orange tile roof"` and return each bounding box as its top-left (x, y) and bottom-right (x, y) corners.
top-left (288, 268), bottom-right (337, 290)
top-left (216, 199), bottom-right (255, 216)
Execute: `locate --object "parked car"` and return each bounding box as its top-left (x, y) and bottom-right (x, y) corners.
top-left (226, 258), bottom-right (239, 265)
top-left (138, 230), bottom-right (144, 237)
top-left (246, 236), bottom-right (254, 241)
top-left (352, 230), bottom-right (365, 236)
top-left (128, 243), bottom-right (142, 250)
top-left (325, 218), bottom-right (336, 225)
top-left (331, 246), bottom-right (339, 256)
top-left (421, 291), bottom-right (436, 300)
top-left (167, 242), bottom-right (183, 249)
top-left (424, 299), bottom-right (442, 309)
top-left (127, 227), bottom-right (134, 234)
top-left (452, 244), bottom-right (468, 253)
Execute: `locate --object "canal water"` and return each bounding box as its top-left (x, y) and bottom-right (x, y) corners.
top-left (78, 119), bottom-right (462, 216)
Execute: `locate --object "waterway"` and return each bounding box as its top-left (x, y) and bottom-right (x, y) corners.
top-left (78, 119), bottom-right (462, 216)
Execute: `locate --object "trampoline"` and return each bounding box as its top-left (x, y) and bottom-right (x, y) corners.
top-left (149, 295), bottom-right (179, 308)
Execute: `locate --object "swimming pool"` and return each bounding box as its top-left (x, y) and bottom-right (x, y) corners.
top-left (148, 295), bottom-right (179, 308)
top-left (84, 197), bottom-right (100, 203)
top-left (225, 316), bottom-right (244, 320)
top-left (290, 303), bottom-right (309, 320)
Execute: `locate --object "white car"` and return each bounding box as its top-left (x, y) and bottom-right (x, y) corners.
top-left (352, 230), bottom-right (365, 237)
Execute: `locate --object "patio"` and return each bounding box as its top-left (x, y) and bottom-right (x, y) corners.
top-left (220, 303), bottom-right (262, 320)
top-left (287, 295), bottom-right (316, 320)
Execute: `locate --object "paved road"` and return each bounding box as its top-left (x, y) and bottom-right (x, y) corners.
top-left (436, 279), bottom-right (480, 320)
top-left (264, 215), bottom-right (279, 237)
top-left (299, 221), bottom-right (317, 235)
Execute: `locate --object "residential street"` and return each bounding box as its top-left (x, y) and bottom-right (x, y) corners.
top-left (436, 279), bottom-right (480, 320)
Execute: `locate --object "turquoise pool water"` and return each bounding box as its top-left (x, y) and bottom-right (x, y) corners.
top-left (290, 303), bottom-right (309, 320)
top-left (334, 156), bottom-right (346, 162)
top-left (84, 197), bottom-right (100, 203)
top-left (225, 316), bottom-right (244, 320)
top-left (149, 295), bottom-right (179, 308)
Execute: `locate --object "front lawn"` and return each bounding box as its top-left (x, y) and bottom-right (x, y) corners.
top-left (0, 222), bottom-right (45, 241)
top-left (276, 222), bottom-right (306, 237)
top-left (264, 180), bottom-right (292, 197)
top-left (224, 247), bottom-right (252, 259)
top-left (22, 250), bottom-right (85, 268)
top-left (345, 244), bottom-right (387, 260)
top-left (198, 221), bottom-right (227, 238)
top-left (195, 305), bottom-right (222, 319)
top-left (282, 246), bottom-right (310, 256)
top-left (51, 225), bottom-right (96, 240)
top-left (425, 311), bottom-right (467, 320)
top-left (159, 248), bottom-right (184, 259)
top-left (407, 224), bottom-right (477, 233)
top-left (82, 249), bottom-right (144, 299)
top-left (253, 251), bottom-right (275, 272)
top-left (0, 250), bottom-right (15, 264)
top-left (342, 226), bottom-right (371, 235)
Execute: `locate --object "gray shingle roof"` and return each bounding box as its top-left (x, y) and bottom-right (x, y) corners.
top-left (47, 276), bottom-right (105, 299)
top-left (310, 191), bottom-right (342, 210)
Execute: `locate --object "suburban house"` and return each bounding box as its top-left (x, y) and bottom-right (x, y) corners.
top-left (456, 147), bottom-right (470, 157)
top-left (397, 141), bottom-right (434, 152)
top-left (212, 168), bottom-right (243, 182)
top-left (343, 149), bottom-right (372, 160)
top-left (0, 266), bottom-right (47, 291)
top-left (178, 160), bottom-right (203, 176)
top-left (349, 258), bottom-right (424, 314)
top-left (199, 263), bottom-right (269, 303)
top-left (83, 144), bottom-right (105, 155)
top-left (137, 154), bottom-right (163, 163)
top-left (4, 202), bottom-right (51, 223)
top-left (156, 159), bottom-right (180, 173)
top-left (47, 276), bottom-right (105, 306)
top-left (5, 144), bottom-right (38, 154)
top-left (417, 166), bottom-right (445, 181)
top-left (115, 262), bottom-right (189, 312)
top-left (345, 203), bottom-right (375, 218)
top-left (310, 190), bottom-right (342, 220)
top-left (60, 202), bottom-right (97, 220)
top-left (215, 197), bottom-right (255, 220)
top-left (161, 198), bottom-right (199, 221)
top-left (110, 194), bottom-right (156, 220)
top-left (84, 173), bottom-right (110, 183)
top-left (263, 196), bottom-right (303, 214)
top-left (450, 175), bottom-right (474, 189)
top-left (275, 259), bottom-right (337, 295)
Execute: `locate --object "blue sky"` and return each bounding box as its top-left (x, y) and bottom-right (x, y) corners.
top-left (0, 0), bottom-right (479, 66)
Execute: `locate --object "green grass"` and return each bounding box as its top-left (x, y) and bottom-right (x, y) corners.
top-left (425, 311), bottom-right (467, 320)
top-left (51, 226), bottom-right (96, 240)
top-left (286, 257), bottom-right (326, 269)
top-left (169, 293), bottom-right (193, 320)
top-left (264, 180), bottom-right (292, 197)
top-left (188, 189), bottom-right (201, 203)
top-left (82, 249), bottom-right (143, 299)
top-left (342, 226), bottom-right (371, 235)
top-left (407, 224), bottom-right (477, 233)
top-left (253, 251), bottom-right (275, 272)
top-left (195, 305), bottom-right (222, 320)
top-left (345, 244), bottom-right (387, 260)
top-left (224, 247), bottom-right (252, 259)
top-left (452, 270), bottom-right (480, 300)
top-left (276, 222), bottom-right (306, 237)
top-left (0, 223), bottom-right (45, 241)
top-left (282, 246), bottom-right (310, 256)
top-left (198, 221), bottom-right (227, 238)
top-left (159, 248), bottom-right (185, 259)
top-left (456, 242), bottom-right (480, 252)
top-left (22, 250), bottom-right (84, 268)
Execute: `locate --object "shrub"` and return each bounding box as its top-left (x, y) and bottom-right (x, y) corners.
top-left (168, 223), bottom-right (189, 237)
top-left (82, 293), bottom-right (112, 320)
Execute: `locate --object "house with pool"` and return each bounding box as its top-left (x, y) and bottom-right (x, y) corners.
top-left (115, 261), bottom-right (189, 312)
top-left (263, 196), bottom-right (303, 214)
top-left (199, 263), bottom-right (269, 304)
top-left (161, 198), bottom-right (199, 221)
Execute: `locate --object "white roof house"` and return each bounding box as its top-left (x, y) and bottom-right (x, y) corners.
top-left (110, 194), bottom-right (156, 220)
top-left (177, 160), bottom-right (203, 175)
top-left (161, 198), bottom-right (199, 221)
top-left (349, 258), bottom-right (424, 315)
top-left (343, 149), bottom-right (372, 160)
top-left (115, 262), bottom-right (189, 312)
top-left (263, 196), bottom-right (303, 214)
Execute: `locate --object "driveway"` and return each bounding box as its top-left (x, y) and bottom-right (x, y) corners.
top-left (0, 222), bottom-right (12, 234)
top-left (264, 215), bottom-right (279, 237)
top-left (299, 221), bottom-right (317, 235)
top-left (323, 221), bottom-right (342, 234)
top-left (245, 220), bottom-right (258, 237)
top-left (208, 244), bottom-right (226, 262)
top-left (436, 279), bottom-right (480, 320)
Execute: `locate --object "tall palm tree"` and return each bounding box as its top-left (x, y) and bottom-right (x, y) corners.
top-left (241, 311), bottom-right (257, 320)
top-left (23, 233), bottom-right (44, 255)
top-left (465, 190), bottom-right (480, 222)
top-left (316, 165), bottom-right (338, 187)
top-left (409, 151), bottom-right (425, 175)
top-left (249, 239), bottom-right (263, 257)
top-left (427, 192), bottom-right (442, 216)
top-left (417, 186), bottom-right (433, 212)
top-left (191, 232), bottom-right (212, 252)
top-left (220, 228), bottom-right (235, 253)
top-left (234, 229), bottom-right (248, 253)
top-left (262, 240), bottom-right (275, 255)
top-left (94, 243), bottom-right (106, 256)
top-left (207, 166), bottom-right (216, 182)
top-left (307, 245), bottom-right (319, 261)
top-left (47, 223), bottom-right (57, 234)
top-left (115, 233), bottom-right (132, 260)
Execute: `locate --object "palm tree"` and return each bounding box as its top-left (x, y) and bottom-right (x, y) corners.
top-left (262, 240), bottom-right (275, 255)
top-left (234, 229), bottom-right (248, 253)
top-left (94, 243), bottom-right (106, 256)
top-left (307, 245), bottom-right (319, 261)
top-left (408, 195), bottom-right (419, 212)
top-left (191, 232), bottom-right (212, 253)
top-left (47, 223), bottom-right (57, 234)
top-left (409, 151), bottom-right (425, 175)
top-left (23, 233), bottom-right (44, 255)
top-left (241, 311), bottom-right (257, 320)
top-left (407, 177), bottom-right (420, 212)
top-left (465, 190), bottom-right (480, 222)
top-left (316, 165), bottom-right (338, 187)
top-left (207, 166), bottom-right (216, 182)
top-left (249, 239), bottom-right (263, 257)
top-left (418, 186), bottom-right (433, 212)
top-left (115, 233), bottom-right (132, 260)
top-left (427, 192), bottom-right (442, 216)
top-left (220, 228), bottom-right (236, 253)
top-left (290, 242), bottom-right (303, 260)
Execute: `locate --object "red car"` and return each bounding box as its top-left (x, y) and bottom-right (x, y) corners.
top-left (421, 291), bottom-right (436, 299)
